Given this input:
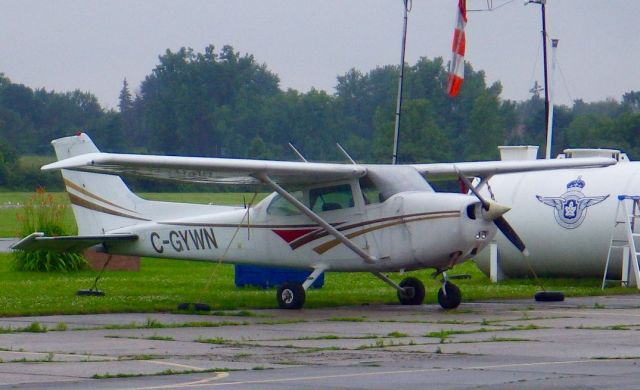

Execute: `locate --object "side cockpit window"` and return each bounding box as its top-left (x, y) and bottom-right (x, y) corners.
top-left (310, 184), bottom-right (354, 213)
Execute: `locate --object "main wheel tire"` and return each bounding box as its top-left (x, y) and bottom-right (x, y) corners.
top-left (397, 277), bottom-right (425, 305)
top-left (276, 282), bottom-right (306, 309)
top-left (437, 281), bottom-right (462, 309)
top-left (534, 291), bottom-right (565, 302)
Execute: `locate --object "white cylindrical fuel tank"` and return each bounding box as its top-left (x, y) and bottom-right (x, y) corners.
top-left (474, 156), bottom-right (640, 278)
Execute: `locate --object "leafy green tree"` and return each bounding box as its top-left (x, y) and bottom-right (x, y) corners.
top-left (565, 114), bottom-right (616, 149)
top-left (248, 135), bottom-right (274, 160)
top-left (371, 99), bottom-right (451, 163)
top-left (462, 90), bottom-right (505, 161)
top-left (622, 91), bottom-right (640, 113)
top-left (138, 45), bottom-right (281, 157)
top-left (0, 138), bottom-right (17, 186)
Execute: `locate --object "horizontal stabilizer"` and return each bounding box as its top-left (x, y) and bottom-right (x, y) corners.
top-left (11, 232), bottom-right (138, 252)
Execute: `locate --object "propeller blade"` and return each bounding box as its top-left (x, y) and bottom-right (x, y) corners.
top-left (494, 216), bottom-right (529, 256)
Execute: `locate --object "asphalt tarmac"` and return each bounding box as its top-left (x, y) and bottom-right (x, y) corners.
top-left (1, 295), bottom-right (640, 389)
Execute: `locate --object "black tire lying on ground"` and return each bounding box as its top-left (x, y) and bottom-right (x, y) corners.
top-left (534, 291), bottom-right (565, 302)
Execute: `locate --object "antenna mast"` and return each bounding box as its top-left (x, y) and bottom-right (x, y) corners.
top-left (392, 0), bottom-right (411, 165)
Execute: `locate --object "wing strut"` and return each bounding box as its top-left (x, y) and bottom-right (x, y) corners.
top-left (257, 173), bottom-right (378, 264)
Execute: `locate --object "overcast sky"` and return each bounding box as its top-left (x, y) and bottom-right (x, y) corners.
top-left (1, 1), bottom-right (638, 110)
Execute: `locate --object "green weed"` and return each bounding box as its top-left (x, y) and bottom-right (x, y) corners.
top-left (25, 322), bottom-right (47, 333)
top-left (12, 188), bottom-right (87, 272)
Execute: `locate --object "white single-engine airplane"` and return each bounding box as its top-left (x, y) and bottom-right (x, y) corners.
top-left (13, 134), bottom-right (616, 309)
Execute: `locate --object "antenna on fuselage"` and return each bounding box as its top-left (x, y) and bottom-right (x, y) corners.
top-left (336, 143), bottom-right (357, 165)
top-left (288, 142), bottom-right (308, 162)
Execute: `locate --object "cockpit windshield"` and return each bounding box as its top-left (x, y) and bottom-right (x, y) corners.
top-left (363, 165), bottom-right (433, 201)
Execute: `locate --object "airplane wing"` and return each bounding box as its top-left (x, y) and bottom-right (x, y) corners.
top-left (11, 232), bottom-right (138, 252)
top-left (43, 152), bottom-right (367, 186)
top-left (43, 148), bottom-right (614, 187)
top-left (411, 157), bottom-right (616, 180)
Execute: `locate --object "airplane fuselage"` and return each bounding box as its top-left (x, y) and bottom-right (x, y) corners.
top-left (106, 189), bottom-right (495, 273)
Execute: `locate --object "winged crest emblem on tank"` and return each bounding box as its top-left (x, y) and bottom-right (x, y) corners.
top-left (536, 176), bottom-right (609, 229)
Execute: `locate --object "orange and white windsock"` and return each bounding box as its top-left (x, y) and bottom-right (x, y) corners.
top-left (447, 0), bottom-right (467, 97)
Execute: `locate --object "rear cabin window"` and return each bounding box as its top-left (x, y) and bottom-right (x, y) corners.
top-left (309, 184), bottom-right (354, 213)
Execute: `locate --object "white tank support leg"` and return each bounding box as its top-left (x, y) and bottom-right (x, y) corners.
top-left (622, 246), bottom-right (630, 287)
top-left (489, 241), bottom-right (505, 282)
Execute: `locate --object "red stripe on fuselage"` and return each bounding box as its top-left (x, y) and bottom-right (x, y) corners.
top-left (272, 228), bottom-right (319, 244)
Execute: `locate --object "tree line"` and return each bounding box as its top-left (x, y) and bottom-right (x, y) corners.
top-left (1, 44), bottom-right (639, 191)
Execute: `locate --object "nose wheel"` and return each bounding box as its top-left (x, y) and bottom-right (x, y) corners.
top-left (437, 280), bottom-right (461, 309)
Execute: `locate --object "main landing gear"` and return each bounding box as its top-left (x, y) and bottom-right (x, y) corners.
top-left (276, 266), bottom-right (326, 310)
top-left (375, 272), bottom-right (462, 310)
top-left (397, 277), bottom-right (425, 305)
top-left (277, 282), bottom-right (306, 309)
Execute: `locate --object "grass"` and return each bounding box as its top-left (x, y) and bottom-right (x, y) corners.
top-left (0, 191), bottom-right (638, 316)
top-left (0, 252), bottom-right (636, 317)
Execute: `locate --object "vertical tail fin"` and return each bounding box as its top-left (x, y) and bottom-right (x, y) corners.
top-left (52, 133), bottom-right (150, 235)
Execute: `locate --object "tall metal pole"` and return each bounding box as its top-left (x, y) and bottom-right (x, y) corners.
top-left (540, 0), bottom-right (550, 156)
top-left (527, 0), bottom-right (550, 157)
top-left (392, 0), bottom-right (410, 165)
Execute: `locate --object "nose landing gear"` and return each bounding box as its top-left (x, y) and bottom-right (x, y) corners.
top-left (437, 279), bottom-right (462, 309)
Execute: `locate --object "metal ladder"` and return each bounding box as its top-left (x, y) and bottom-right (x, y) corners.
top-left (602, 195), bottom-right (640, 289)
